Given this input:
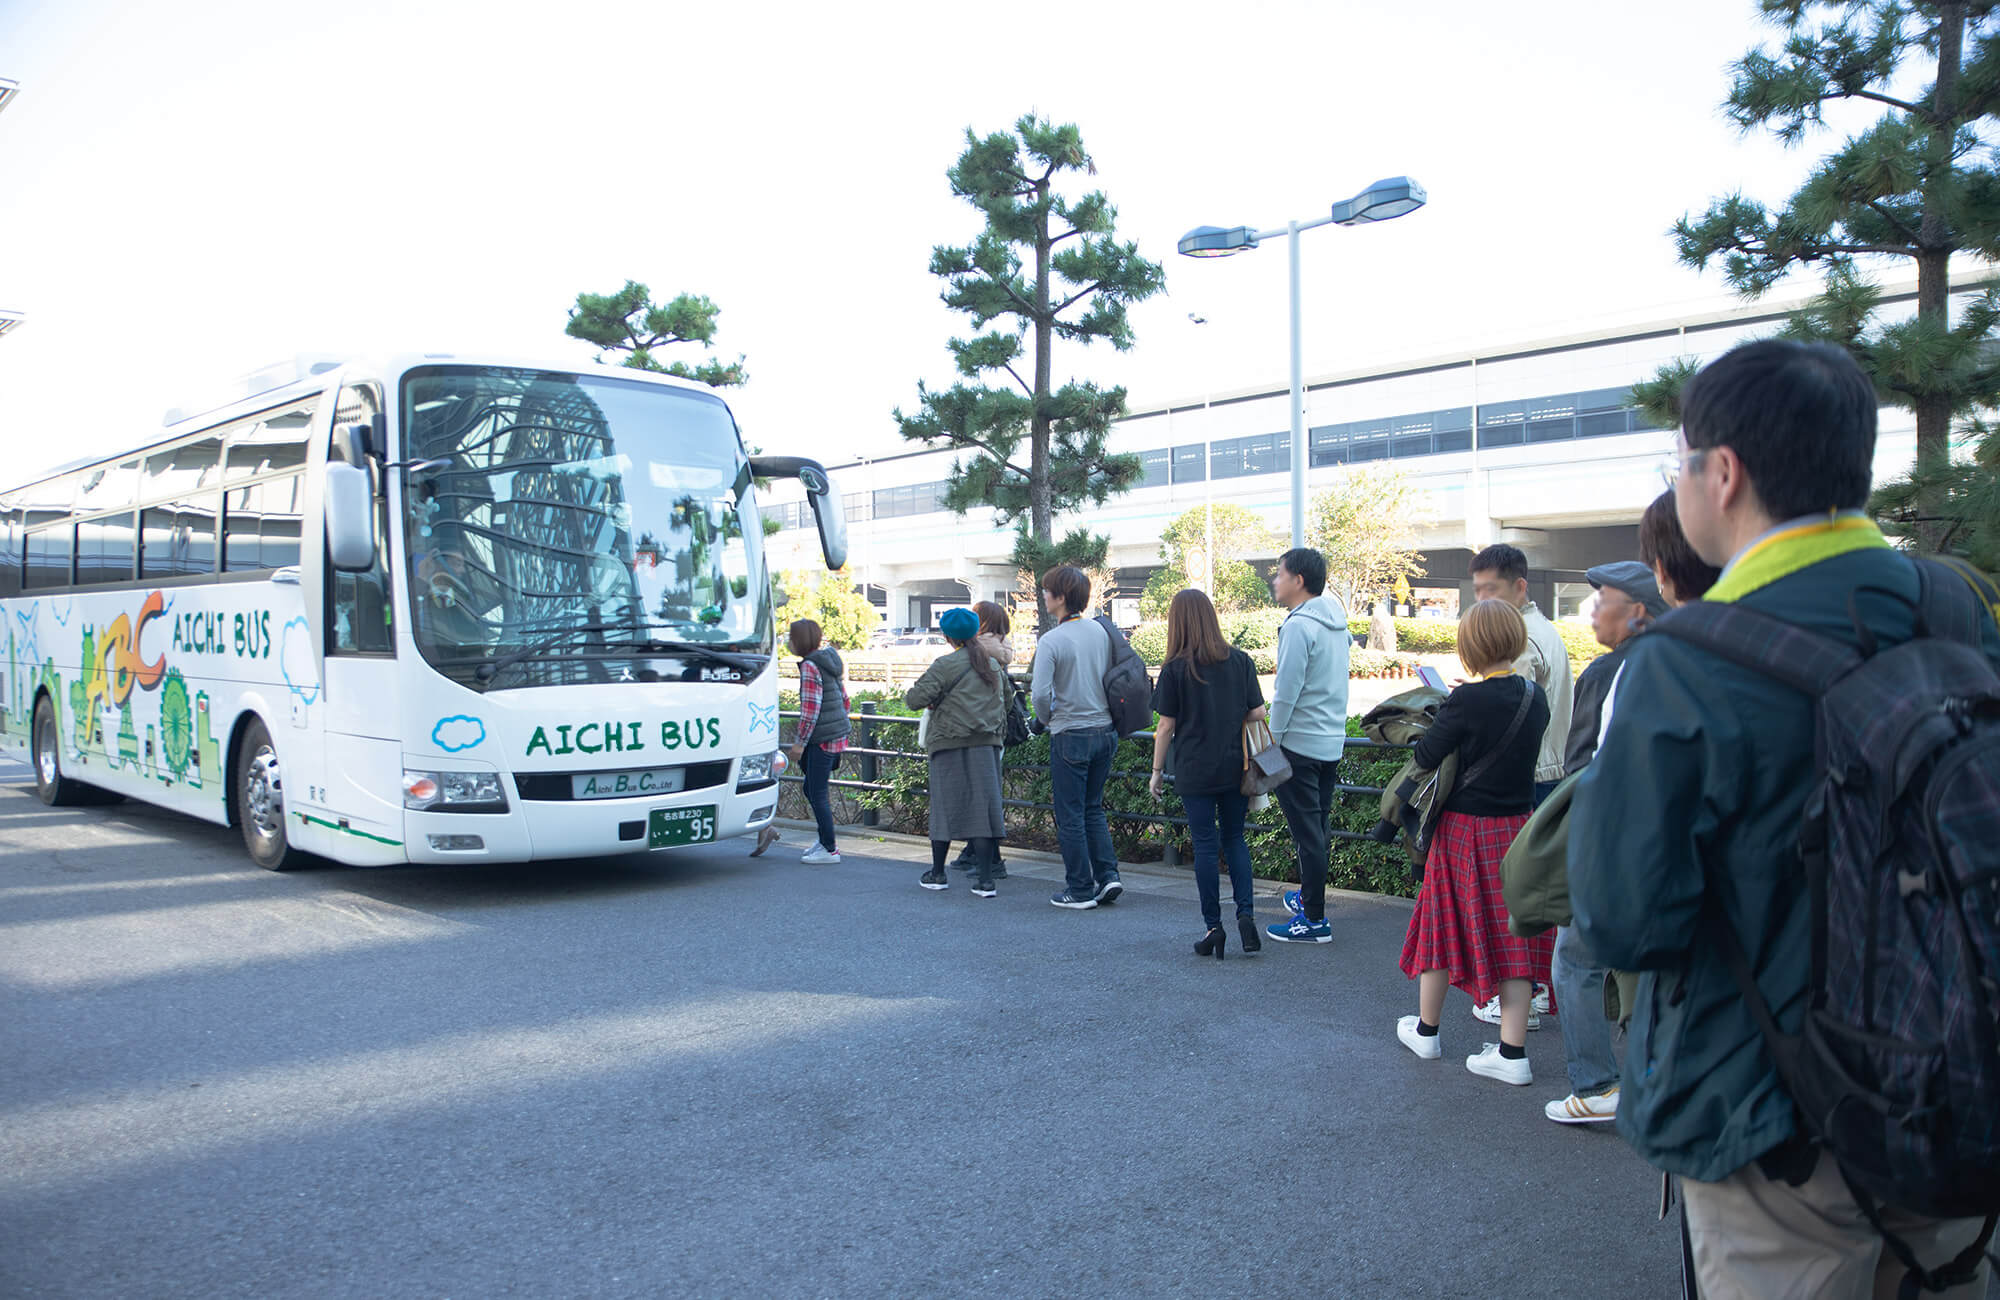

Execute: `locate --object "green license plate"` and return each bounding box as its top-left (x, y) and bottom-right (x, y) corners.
top-left (648, 805), bottom-right (717, 849)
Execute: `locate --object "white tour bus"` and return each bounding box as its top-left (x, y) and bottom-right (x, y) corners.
top-left (0, 356), bottom-right (846, 869)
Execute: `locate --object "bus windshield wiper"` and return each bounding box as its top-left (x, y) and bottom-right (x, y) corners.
top-left (625, 639), bottom-right (769, 674)
top-left (473, 624), bottom-right (613, 684)
top-left (470, 623), bottom-right (768, 687)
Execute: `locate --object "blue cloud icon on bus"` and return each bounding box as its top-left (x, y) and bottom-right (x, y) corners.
top-left (432, 715), bottom-right (487, 752)
top-left (280, 616), bottom-right (320, 704)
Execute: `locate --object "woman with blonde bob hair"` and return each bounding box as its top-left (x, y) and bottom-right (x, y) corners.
top-left (1149, 588), bottom-right (1268, 959)
top-left (1396, 598), bottom-right (1554, 1085)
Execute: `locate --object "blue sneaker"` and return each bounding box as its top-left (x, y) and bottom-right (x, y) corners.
top-left (1266, 914), bottom-right (1331, 944)
top-left (1283, 889), bottom-right (1303, 916)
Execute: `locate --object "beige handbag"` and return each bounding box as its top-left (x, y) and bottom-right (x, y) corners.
top-left (1240, 718), bottom-right (1293, 796)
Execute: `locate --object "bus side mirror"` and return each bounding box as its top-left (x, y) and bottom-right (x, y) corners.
top-left (748, 455), bottom-right (847, 571)
top-left (325, 461), bottom-right (377, 572)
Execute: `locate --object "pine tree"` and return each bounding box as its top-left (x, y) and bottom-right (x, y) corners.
top-left (1644, 1), bottom-right (2000, 556)
top-left (894, 114), bottom-right (1165, 624)
top-left (566, 280), bottom-right (747, 387)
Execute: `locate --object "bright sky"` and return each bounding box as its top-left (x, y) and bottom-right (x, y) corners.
top-left (0, 0), bottom-right (1855, 480)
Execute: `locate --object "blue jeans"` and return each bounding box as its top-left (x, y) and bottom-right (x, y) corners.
top-left (1181, 789), bottom-right (1254, 929)
top-left (1552, 923), bottom-right (1619, 1095)
top-left (1533, 779), bottom-right (1561, 808)
top-left (1050, 726), bottom-right (1118, 897)
top-left (802, 745), bottom-right (840, 852)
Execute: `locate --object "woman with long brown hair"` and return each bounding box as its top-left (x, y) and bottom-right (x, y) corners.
top-left (1148, 588), bottom-right (1267, 959)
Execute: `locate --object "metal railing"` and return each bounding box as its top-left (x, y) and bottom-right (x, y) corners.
top-left (775, 698), bottom-right (1413, 861)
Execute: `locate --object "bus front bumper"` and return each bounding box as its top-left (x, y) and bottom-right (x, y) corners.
top-left (402, 781), bottom-right (781, 865)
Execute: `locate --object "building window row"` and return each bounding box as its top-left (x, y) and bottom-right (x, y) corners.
top-left (1148, 384), bottom-right (1657, 483)
top-left (760, 385), bottom-right (1658, 533)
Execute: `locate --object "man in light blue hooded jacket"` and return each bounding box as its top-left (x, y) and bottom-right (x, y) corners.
top-left (1266, 547), bottom-right (1350, 944)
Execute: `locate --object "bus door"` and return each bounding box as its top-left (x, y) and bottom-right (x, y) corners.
top-left (318, 387), bottom-right (404, 854)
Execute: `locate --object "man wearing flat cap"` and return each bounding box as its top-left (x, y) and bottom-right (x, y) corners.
top-left (1541, 559), bottom-right (1669, 1127)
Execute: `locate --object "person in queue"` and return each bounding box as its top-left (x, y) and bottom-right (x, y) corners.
top-left (1031, 565), bottom-right (1124, 911)
top-left (905, 606), bottom-right (1009, 897)
top-left (1148, 588), bottom-right (1267, 960)
top-left (1396, 598), bottom-right (1552, 1085)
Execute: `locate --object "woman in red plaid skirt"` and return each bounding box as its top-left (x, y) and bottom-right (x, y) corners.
top-left (1396, 599), bottom-right (1553, 1086)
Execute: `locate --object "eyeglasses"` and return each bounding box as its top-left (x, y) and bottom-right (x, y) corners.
top-left (1658, 448), bottom-right (1709, 489)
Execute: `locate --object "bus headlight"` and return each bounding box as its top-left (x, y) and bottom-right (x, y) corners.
top-left (403, 769), bottom-right (508, 812)
top-left (738, 750), bottom-right (784, 785)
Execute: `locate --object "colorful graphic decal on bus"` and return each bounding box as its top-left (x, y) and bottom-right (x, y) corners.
top-left (746, 700), bottom-right (778, 737)
top-left (2, 590), bottom-right (232, 795)
top-left (432, 715), bottom-right (487, 752)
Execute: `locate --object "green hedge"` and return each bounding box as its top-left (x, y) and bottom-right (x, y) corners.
top-left (1557, 622), bottom-right (1608, 678)
top-left (1222, 608), bottom-right (1286, 649)
top-left (1128, 622), bottom-right (1168, 664)
top-left (844, 711), bottom-right (1420, 900)
top-left (1350, 649), bottom-right (1421, 679)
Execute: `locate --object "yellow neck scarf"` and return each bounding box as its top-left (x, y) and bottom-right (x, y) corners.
top-left (1705, 515), bottom-right (1890, 605)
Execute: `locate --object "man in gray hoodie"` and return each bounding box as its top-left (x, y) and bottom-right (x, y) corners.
top-left (1266, 547), bottom-right (1351, 944)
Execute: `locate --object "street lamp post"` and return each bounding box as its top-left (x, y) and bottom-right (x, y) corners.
top-left (1178, 177), bottom-right (1427, 548)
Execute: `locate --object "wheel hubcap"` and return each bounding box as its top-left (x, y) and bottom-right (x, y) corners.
top-left (245, 747), bottom-right (284, 842)
top-left (34, 710), bottom-right (56, 786)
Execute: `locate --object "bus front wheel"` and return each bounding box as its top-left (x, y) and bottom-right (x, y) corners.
top-left (31, 696), bottom-right (86, 807)
top-left (236, 719), bottom-right (304, 871)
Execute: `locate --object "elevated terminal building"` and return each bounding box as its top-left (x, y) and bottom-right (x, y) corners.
top-left (764, 273), bottom-right (1978, 627)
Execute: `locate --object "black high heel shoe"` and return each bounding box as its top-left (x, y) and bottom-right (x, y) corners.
top-left (1194, 925), bottom-right (1227, 961)
top-left (1237, 916), bottom-right (1262, 955)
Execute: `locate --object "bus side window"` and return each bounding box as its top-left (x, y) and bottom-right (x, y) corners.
top-left (24, 524), bottom-right (73, 588)
top-left (137, 435), bottom-right (222, 579)
top-left (0, 503), bottom-right (19, 598)
top-left (329, 385), bottom-right (393, 655)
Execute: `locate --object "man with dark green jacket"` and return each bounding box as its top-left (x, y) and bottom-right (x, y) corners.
top-left (1569, 341), bottom-right (1999, 1298)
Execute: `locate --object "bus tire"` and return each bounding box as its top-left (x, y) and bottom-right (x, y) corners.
top-left (236, 718), bottom-right (304, 871)
top-left (31, 695), bottom-right (87, 807)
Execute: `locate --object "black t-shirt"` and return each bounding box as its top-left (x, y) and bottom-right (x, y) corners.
top-left (1412, 674), bottom-right (1548, 816)
top-left (1153, 649), bottom-right (1265, 796)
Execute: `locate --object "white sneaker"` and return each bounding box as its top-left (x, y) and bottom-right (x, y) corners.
top-left (1545, 1087), bottom-right (1619, 1125)
top-left (800, 844), bottom-right (841, 864)
top-left (1472, 997), bottom-right (1542, 1031)
top-left (1466, 1043), bottom-right (1533, 1086)
top-left (1397, 1015), bottom-right (1442, 1060)
top-left (1533, 983), bottom-right (1553, 1016)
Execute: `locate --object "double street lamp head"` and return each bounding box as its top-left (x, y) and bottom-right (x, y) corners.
top-left (1176, 176), bottom-right (1427, 258)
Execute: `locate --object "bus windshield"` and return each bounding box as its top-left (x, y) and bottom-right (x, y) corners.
top-left (400, 365), bottom-right (770, 687)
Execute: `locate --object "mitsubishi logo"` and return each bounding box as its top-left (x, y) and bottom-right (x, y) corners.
top-left (617, 667), bottom-right (635, 682)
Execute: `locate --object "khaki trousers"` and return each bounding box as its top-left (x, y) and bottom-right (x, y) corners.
top-left (1681, 1151), bottom-right (1992, 1300)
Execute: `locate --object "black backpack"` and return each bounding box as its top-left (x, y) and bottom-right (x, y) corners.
top-left (1095, 616), bottom-right (1153, 738)
top-left (1652, 555), bottom-right (2000, 1294)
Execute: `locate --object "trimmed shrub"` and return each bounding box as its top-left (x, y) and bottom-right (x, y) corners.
top-left (1221, 608), bottom-right (1285, 650)
top-left (1128, 622), bottom-right (1168, 665)
top-left (1349, 649), bottom-right (1422, 679)
top-left (1556, 621), bottom-right (1608, 679)
top-left (1392, 617), bottom-right (1458, 654)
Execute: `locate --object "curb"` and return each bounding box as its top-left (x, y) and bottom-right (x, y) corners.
top-left (768, 818), bottom-right (1412, 909)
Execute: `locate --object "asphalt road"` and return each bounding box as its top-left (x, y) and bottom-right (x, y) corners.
top-left (0, 760), bottom-right (1685, 1299)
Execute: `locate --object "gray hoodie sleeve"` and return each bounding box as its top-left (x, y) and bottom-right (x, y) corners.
top-left (1269, 616), bottom-right (1310, 747)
